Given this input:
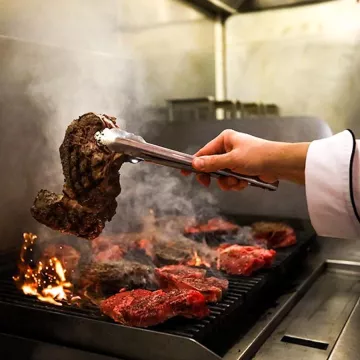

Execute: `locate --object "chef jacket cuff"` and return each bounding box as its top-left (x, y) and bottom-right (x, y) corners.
top-left (305, 130), bottom-right (360, 239)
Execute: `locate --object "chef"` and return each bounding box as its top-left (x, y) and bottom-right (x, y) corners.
top-left (182, 129), bottom-right (360, 240)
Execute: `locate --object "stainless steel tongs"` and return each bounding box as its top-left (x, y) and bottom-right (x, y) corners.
top-left (94, 128), bottom-right (279, 191)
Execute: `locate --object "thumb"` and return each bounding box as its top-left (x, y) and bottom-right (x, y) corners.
top-left (192, 153), bottom-right (233, 172)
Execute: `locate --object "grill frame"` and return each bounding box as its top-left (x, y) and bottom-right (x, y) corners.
top-left (0, 219), bottom-right (316, 360)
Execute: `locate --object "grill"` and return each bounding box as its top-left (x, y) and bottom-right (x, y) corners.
top-left (0, 218), bottom-right (315, 360)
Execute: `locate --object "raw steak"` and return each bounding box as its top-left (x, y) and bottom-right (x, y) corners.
top-left (252, 222), bottom-right (296, 249)
top-left (155, 265), bottom-right (228, 302)
top-left (100, 288), bottom-right (209, 327)
top-left (218, 245), bottom-right (276, 276)
top-left (31, 113), bottom-right (125, 240)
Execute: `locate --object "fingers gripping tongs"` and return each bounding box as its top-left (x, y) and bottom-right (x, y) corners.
top-left (94, 128), bottom-right (279, 191)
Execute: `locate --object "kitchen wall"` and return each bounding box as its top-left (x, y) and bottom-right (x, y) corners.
top-left (0, 0), bottom-right (215, 250)
top-left (225, 0), bottom-right (360, 135)
top-left (119, 0), bottom-right (216, 107)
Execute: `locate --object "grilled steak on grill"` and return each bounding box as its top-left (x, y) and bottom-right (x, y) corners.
top-left (100, 288), bottom-right (209, 327)
top-left (155, 265), bottom-right (228, 303)
top-left (218, 245), bottom-right (276, 276)
top-left (252, 222), bottom-right (297, 249)
top-left (184, 218), bottom-right (239, 235)
top-left (155, 265), bottom-right (206, 279)
top-left (31, 113), bottom-right (125, 240)
top-left (153, 234), bottom-right (217, 267)
top-left (78, 260), bottom-right (156, 298)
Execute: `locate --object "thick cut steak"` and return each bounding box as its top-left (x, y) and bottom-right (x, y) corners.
top-left (252, 222), bottom-right (297, 249)
top-left (31, 113), bottom-right (125, 240)
top-left (78, 260), bottom-right (155, 297)
top-left (152, 234), bottom-right (217, 267)
top-left (155, 265), bottom-right (228, 302)
top-left (100, 288), bottom-right (209, 327)
top-left (218, 245), bottom-right (276, 276)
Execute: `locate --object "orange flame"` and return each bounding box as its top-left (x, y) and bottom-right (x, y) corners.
top-left (13, 233), bottom-right (75, 306)
top-left (138, 238), bottom-right (154, 259)
top-left (186, 249), bottom-right (211, 268)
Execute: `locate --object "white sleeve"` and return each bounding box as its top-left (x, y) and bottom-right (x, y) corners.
top-left (305, 130), bottom-right (360, 239)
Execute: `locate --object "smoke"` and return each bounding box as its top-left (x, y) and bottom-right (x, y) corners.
top-left (0, 0), bottom-right (218, 249)
top-left (103, 162), bottom-right (218, 234)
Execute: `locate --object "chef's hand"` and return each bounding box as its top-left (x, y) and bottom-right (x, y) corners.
top-left (181, 129), bottom-right (310, 191)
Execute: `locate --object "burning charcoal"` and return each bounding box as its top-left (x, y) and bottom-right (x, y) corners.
top-left (155, 265), bottom-right (228, 303)
top-left (78, 260), bottom-right (156, 299)
top-left (251, 222), bottom-right (297, 249)
top-left (218, 245), bottom-right (276, 276)
top-left (31, 113), bottom-right (126, 240)
top-left (100, 288), bottom-right (209, 328)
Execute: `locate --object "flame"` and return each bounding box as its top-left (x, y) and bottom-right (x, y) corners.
top-left (13, 233), bottom-right (75, 306)
top-left (186, 249), bottom-right (211, 268)
top-left (138, 238), bottom-right (154, 258)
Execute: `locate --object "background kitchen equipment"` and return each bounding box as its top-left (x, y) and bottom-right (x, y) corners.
top-left (184, 0), bottom-right (331, 15)
top-left (166, 97), bottom-right (279, 122)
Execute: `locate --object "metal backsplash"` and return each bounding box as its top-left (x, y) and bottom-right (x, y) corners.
top-left (225, 0), bottom-right (360, 135)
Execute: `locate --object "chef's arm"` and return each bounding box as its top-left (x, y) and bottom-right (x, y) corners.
top-left (305, 130), bottom-right (360, 239)
top-left (185, 128), bottom-right (360, 240)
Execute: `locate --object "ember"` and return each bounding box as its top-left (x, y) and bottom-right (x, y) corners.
top-left (13, 233), bottom-right (75, 306)
top-left (186, 249), bottom-right (211, 268)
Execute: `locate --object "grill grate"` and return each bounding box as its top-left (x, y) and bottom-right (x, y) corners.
top-left (0, 222), bottom-right (315, 360)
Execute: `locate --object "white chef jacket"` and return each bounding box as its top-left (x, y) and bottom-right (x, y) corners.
top-left (305, 130), bottom-right (360, 239)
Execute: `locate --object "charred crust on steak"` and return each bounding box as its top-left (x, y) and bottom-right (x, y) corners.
top-left (30, 113), bottom-right (126, 240)
top-left (77, 260), bottom-right (157, 298)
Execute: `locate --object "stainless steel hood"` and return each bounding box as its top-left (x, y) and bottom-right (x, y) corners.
top-left (238, 0), bottom-right (336, 12)
top-left (184, 0), bottom-right (245, 16)
top-left (184, 0), bottom-right (334, 15)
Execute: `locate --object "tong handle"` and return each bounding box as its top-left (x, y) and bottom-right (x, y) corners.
top-left (134, 154), bottom-right (278, 191)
